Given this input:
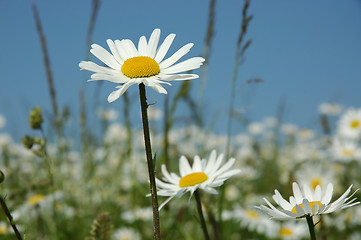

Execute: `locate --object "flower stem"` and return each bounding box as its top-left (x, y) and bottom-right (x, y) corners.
top-left (194, 190), bottom-right (210, 240)
top-left (138, 83), bottom-right (161, 240)
top-left (306, 215), bottom-right (317, 240)
top-left (0, 195), bottom-right (23, 240)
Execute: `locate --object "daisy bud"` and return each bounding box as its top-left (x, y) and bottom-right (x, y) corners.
top-left (29, 106), bottom-right (44, 129)
top-left (22, 135), bottom-right (34, 149)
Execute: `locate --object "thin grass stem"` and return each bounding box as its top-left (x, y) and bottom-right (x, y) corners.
top-left (32, 3), bottom-right (62, 138)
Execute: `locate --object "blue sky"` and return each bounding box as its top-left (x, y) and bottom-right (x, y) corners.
top-left (1, 0), bottom-right (361, 139)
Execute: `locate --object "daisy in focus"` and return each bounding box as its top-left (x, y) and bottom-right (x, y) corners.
top-left (79, 28), bottom-right (205, 102)
top-left (255, 182), bottom-right (359, 220)
top-left (155, 150), bottom-right (241, 210)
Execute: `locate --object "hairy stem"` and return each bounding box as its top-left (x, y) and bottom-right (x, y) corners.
top-left (138, 83), bottom-right (161, 240)
top-left (195, 190), bottom-right (210, 240)
top-left (306, 216), bottom-right (317, 240)
top-left (0, 195), bottom-right (23, 240)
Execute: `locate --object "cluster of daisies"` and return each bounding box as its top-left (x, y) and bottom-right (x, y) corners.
top-left (78, 28), bottom-right (361, 239)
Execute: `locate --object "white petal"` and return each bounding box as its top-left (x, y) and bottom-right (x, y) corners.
top-left (142, 79), bottom-right (168, 94)
top-left (216, 169), bottom-right (241, 180)
top-left (179, 156), bottom-right (192, 176)
top-left (312, 202), bottom-right (320, 215)
top-left (292, 182), bottom-right (303, 204)
top-left (79, 61), bottom-right (119, 75)
top-left (203, 187), bottom-right (218, 195)
top-left (159, 43), bottom-right (194, 69)
top-left (204, 150), bottom-right (217, 174)
top-left (303, 184), bottom-right (314, 201)
top-left (147, 29), bottom-right (161, 58)
top-left (321, 183), bottom-right (333, 204)
top-left (138, 36), bottom-right (148, 56)
top-left (273, 190), bottom-right (293, 210)
top-left (89, 73), bottom-right (128, 83)
top-left (115, 39), bottom-right (133, 60)
top-left (302, 199), bottom-right (312, 214)
top-left (106, 39), bottom-right (124, 64)
top-left (158, 196), bottom-right (175, 211)
top-left (160, 73), bottom-right (199, 81)
top-left (295, 204), bottom-right (305, 216)
top-left (123, 39), bottom-right (139, 57)
top-left (90, 44), bottom-right (121, 69)
top-left (192, 156), bottom-right (203, 172)
top-left (160, 57), bottom-right (205, 75)
top-left (161, 165), bottom-right (178, 185)
top-left (314, 185), bottom-right (322, 201)
top-left (208, 153), bottom-right (224, 176)
top-left (107, 81), bottom-right (135, 103)
top-left (154, 33), bottom-right (176, 63)
top-left (213, 158), bottom-right (236, 177)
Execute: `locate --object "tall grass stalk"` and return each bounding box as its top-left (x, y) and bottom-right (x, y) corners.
top-left (220, 0), bottom-right (253, 233)
top-left (138, 83), bottom-right (161, 240)
top-left (198, 0), bottom-right (216, 110)
top-left (32, 3), bottom-right (62, 138)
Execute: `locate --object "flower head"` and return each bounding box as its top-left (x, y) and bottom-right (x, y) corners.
top-left (80, 28), bottom-right (205, 102)
top-left (337, 108), bottom-right (361, 139)
top-left (256, 182), bottom-right (359, 220)
top-left (154, 150), bottom-right (241, 210)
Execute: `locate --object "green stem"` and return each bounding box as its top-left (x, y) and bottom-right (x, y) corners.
top-left (138, 83), bottom-right (161, 240)
top-left (194, 190), bottom-right (210, 240)
top-left (306, 215), bottom-right (317, 240)
top-left (0, 195), bottom-right (23, 240)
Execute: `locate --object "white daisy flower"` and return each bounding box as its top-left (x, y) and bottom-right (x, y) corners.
top-left (256, 182), bottom-right (359, 220)
top-left (233, 206), bottom-right (278, 238)
top-left (79, 28), bottom-right (205, 102)
top-left (331, 138), bottom-right (361, 162)
top-left (318, 102), bottom-right (342, 116)
top-left (155, 150), bottom-right (241, 210)
top-left (294, 163), bottom-right (334, 190)
top-left (278, 222), bottom-right (308, 240)
top-left (337, 108), bottom-right (361, 139)
top-left (112, 227), bottom-right (141, 240)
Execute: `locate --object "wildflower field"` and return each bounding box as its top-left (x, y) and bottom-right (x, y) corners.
top-left (1, 1), bottom-right (361, 240)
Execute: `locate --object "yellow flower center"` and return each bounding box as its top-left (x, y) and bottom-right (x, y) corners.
top-left (179, 172), bottom-right (208, 188)
top-left (311, 178), bottom-right (321, 190)
top-left (27, 194), bottom-right (45, 205)
top-left (121, 56), bottom-right (160, 78)
top-left (342, 149), bottom-right (354, 157)
top-left (280, 227), bottom-right (293, 236)
top-left (350, 120), bottom-right (360, 129)
top-left (245, 210), bottom-right (260, 219)
top-left (0, 224), bottom-right (8, 234)
top-left (291, 201), bottom-right (322, 214)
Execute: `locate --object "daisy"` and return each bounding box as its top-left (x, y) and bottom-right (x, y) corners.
top-left (255, 182), bottom-right (359, 220)
top-left (112, 227), bottom-right (141, 240)
top-left (294, 163), bottom-right (334, 190)
top-left (331, 138), bottom-right (361, 162)
top-left (79, 28), bottom-right (205, 102)
top-left (337, 108), bottom-right (361, 139)
top-left (155, 150), bottom-right (241, 210)
top-left (318, 102), bottom-right (342, 116)
top-left (278, 222), bottom-right (308, 240)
